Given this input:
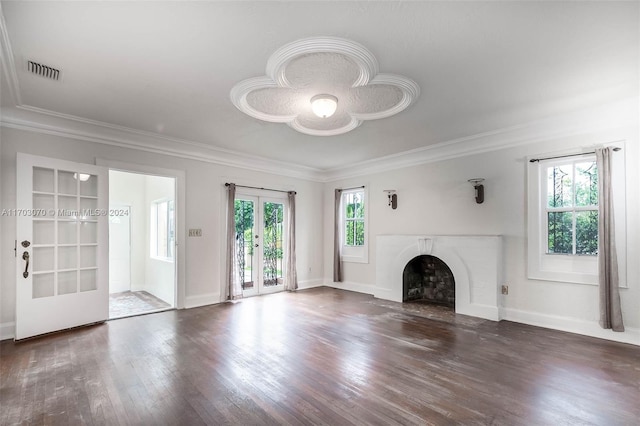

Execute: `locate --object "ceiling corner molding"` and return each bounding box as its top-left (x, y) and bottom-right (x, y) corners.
top-left (231, 36), bottom-right (419, 136)
top-left (0, 3), bottom-right (22, 105)
top-left (1, 105), bottom-right (325, 182)
top-left (322, 97), bottom-right (638, 182)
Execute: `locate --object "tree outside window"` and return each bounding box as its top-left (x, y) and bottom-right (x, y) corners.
top-left (344, 191), bottom-right (365, 246)
top-left (546, 159), bottom-right (598, 255)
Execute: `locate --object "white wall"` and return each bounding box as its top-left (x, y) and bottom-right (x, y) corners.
top-left (108, 170), bottom-right (146, 292)
top-left (0, 127), bottom-right (325, 338)
top-left (144, 174), bottom-right (175, 305)
top-left (323, 125), bottom-right (639, 344)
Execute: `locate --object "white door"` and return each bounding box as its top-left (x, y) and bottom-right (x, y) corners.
top-left (235, 194), bottom-right (286, 297)
top-left (108, 205), bottom-right (130, 294)
top-left (16, 153), bottom-right (108, 340)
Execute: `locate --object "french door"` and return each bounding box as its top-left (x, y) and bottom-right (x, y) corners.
top-left (234, 195), bottom-right (286, 297)
top-left (15, 153), bottom-right (108, 340)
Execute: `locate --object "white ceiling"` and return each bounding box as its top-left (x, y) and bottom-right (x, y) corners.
top-left (1, 1), bottom-right (637, 171)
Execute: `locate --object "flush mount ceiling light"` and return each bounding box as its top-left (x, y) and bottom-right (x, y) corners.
top-left (311, 94), bottom-right (338, 118)
top-left (230, 37), bottom-right (420, 136)
top-left (73, 173), bottom-right (91, 181)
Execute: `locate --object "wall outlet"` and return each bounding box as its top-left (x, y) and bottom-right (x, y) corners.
top-left (188, 229), bottom-right (202, 237)
top-left (501, 285), bottom-right (509, 295)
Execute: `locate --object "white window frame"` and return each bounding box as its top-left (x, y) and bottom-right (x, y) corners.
top-left (150, 198), bottom-right (175, 262)
top-left (340, 187), bottom-right (369, 264)
top-left (527, 144), bottom-right (627, 286)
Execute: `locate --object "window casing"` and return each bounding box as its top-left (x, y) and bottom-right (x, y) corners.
top-left (527, 145), bottom-right (627, 286)
top-left (151, 199), bottom-right (175, 261)
top-left (341, 188), bottom-right (368, 263)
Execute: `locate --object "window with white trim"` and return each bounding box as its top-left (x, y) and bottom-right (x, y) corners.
top-left (341, 188), bottom-right (368, 263)
top-left (151, 199), bottom-right (175, 261)
top-left (527, 145), bottom-right (627, 286)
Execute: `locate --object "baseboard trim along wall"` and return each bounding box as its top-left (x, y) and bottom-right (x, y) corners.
top-left (297, 279), bottom-right (324, 290)
top-left (502, 308), bottom-right (640, 346)
top-left (184, 292), bottom-right (221, 309)
top-left (324, 280), bottom-right (375, 295)
top-left (0, 322), bottom-right (15, 341)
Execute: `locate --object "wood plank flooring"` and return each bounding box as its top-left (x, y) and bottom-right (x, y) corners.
top-left (1, 288), bottom-right (639, 425)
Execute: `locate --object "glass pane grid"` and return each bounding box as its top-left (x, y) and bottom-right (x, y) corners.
top-left (263, 202), bottom-right (284, 287)
top-left (31, 167), bottom-right (100, 299)
top-left (545, 159), bottom-right (598, 256)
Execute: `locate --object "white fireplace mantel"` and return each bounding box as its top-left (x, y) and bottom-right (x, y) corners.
top-left (375, 235), bottom-right (503, 321)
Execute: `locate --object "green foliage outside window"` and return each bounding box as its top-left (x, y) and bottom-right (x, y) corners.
top-left (344, 191), bottom-right (365, 246)
top-left (546, 160), bottom-right (598, 255)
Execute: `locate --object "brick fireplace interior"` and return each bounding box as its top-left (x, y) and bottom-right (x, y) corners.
top-left (402, 255), bottom-right (455, 308)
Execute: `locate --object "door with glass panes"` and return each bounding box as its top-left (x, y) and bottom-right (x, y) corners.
top-left (15, 153), bottom-right (108, 340)
top-left (234, 194), bottom-right (286, 297)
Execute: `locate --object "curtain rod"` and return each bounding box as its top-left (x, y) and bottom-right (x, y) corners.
top-left (225, 182), bottom-right (296, 194)
top-left (337, 185), bottom-right (365, 192)
top-left (529, 147), bottom-right (621, 163)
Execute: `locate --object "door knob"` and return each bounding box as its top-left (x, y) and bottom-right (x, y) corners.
top-left (255, 244), bottom-right (259, 247)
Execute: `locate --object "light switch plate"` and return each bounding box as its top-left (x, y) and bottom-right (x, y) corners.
top-left (188, 229), bottom-right (202, 237)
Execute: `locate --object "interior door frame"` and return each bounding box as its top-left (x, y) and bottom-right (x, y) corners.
top-left (235, 188), bottom-right (288, 298)
top-left (96, 159), bottom-right (185, 309)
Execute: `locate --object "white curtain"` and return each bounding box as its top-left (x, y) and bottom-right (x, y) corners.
top-left (596, 147), bottom-right (624, 331)
top-left (333, 189), bottom-right (343, 282)
top-left (285, 191), bottom-right (298, 291)
top-left (224, 184), bottom-right (243, 301)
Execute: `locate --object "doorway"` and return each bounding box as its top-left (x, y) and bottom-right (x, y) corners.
top-left (108, 170), bottom-right (176, 318)
top-left (235, 194), bottom-right (286, 297)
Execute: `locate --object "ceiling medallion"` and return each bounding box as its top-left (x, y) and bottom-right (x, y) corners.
top-left (230, 37), bottom-right (420, 136)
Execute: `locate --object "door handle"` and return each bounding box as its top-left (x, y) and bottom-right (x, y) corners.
top-left (255, 244), bottom-right (259, 247)
top-left (22, 251), bottom-right (30, 278)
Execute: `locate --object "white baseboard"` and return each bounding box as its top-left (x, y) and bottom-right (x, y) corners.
top-left (297, 279), bottom-right (324, 290)
top-left (184, 292), bottom-right (221, 309)
top-left (458, 303), bottom-right (500, 322)
top-left (324, 280), bottom-right (375, 295)
top-left (0, 322), bottom-right (15, 341)
top-left (503, 308), bottom-right (640, 346)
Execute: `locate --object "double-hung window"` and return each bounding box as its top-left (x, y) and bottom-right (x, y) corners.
top-left (527, 146), bottom-right (627, 286)
top-left (545, 158), bottom-right (598, 256)
top-left (341, 188), bottom-right (368, 263)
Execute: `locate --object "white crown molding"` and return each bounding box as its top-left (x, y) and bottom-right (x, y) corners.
top-left (231, 37), bottom-right (420, 136)
top-left (0, 3), bottom-right (22, 105)
top-left (0, 105), bottom-right (325, 181)
top-left (322, 97), bottom-right (638, 182)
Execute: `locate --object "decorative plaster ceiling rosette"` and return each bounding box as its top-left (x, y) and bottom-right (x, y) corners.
top-left (230, 37), bottom-right (420, 136)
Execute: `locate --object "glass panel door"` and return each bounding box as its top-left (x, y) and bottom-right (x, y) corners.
top-left (261, 200), bottom-right (284, 293)
top-left (235, 196), bottom-right (258, 297)
top-left (234, 194), bottom-right (286, 297)
top-left (16, 154), bottom-right (108, 340)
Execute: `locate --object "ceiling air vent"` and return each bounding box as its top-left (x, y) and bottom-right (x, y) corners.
top-left (27, 60), bottom-right (61, 81)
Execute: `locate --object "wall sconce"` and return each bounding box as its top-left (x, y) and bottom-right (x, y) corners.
top-left (384, 190), bottom-right (397, 209)
top-left (468, 178), bottom-right (485, 204)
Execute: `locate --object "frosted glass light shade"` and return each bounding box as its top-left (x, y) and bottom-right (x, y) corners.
top-left (311, 94), bottom-right (338, 118)
top-left (73, 173), bottom-right (91, 182)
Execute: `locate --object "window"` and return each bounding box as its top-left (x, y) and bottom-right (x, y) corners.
top-left (344, 191), bottom-right (365, 246)
top-left (545, 159), bottom-right (598, 256)
top-left (341, 188), bottom-right (368, 263)
top-left (151, 199), bottom-right (175, 260)
top-left (527, 145), bottom-right (627, 286)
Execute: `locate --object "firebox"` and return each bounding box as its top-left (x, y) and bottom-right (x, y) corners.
top-left (402, 255), bottom-right (455, 307)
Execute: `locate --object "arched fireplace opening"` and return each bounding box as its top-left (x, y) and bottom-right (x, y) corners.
top-left (402, 255), bottom-right (455, 307)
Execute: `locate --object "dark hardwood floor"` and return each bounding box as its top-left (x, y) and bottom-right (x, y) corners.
top-left (1, 288), bottom-right (638, 425)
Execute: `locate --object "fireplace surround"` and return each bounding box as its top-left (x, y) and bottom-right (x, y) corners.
top-left (375, 235), bottom-right (503, 321)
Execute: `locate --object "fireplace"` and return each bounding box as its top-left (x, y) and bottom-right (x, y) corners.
top-left (375, 235), bottom-right (503, 321)
top-left (403, 255), bottom-right (455, 307)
